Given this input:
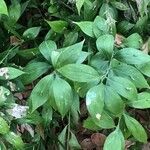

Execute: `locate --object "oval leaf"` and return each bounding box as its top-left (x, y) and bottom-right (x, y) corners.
top-left (57, 64), bottom-right (101, 82)
top-left (124, 114), bottom-right (147, 143)
top-left (23, 27), bottom-right (41, 39)
top-left (56, 41), bottom-right (84, 68)
top-left (115, 48), bottom-right (150, 65)
top-left (107, 76), bottom-right (138, 101)
top-left (86, 84), bottom-right (104, 119)
top-left (96, 34), bottom-right (114, 57)
top-left (128, 92), bottom-right (150, 109)
top-left (52, 76), bottom-right (73, 117)
top-left (39, 40), bottom-right (57, 62)
top-left (0, 0), bottom-right (8, 15)
top-left (104, 128), bottom-right (125, 150)
top-left (30, 75), bottom-right (53, 112)
top-left (0, 117), bottom-right (9, 135)
top-left (0, 67), bottom-right (24, 80)
top-left (74, 21), bottom-right (94, 37)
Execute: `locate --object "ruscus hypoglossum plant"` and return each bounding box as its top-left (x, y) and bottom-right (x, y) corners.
top-left (0, 0), bottom-right (150, 149)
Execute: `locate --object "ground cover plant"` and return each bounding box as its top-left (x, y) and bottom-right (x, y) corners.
top-left (0, 0), bottom-right (150, 149)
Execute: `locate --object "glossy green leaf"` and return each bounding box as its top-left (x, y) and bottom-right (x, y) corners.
top-left (124, 114), bottom-right (147, 143)
top-left (0, 0), bottom-right (8, 15)
top-left (17, 48), bottom-right (39, 59)
top-left (5, 132), bottom-right (24, 149)
top-left (0, 86), bottom-right (10, 106)
top-left (52, 76), bottom-right (73, 117)
top-left (39, 40), bottom-right (57, 62)
top-left (71, 92), bottom-right (80, 123)
top-left (111, 2), bottom-right (128, 10)
top-left (74, 21), bottom-right (94, 37)
top-left (8, 1), bottom-right (21, 24)
top-left (83, 117), bottom-right (101, 131)
top-left (128, 92), bottom-right (150, 109)
top-left (30, 75), bottom-right (53, 112)
top-left (0, 67), bottom-right (24, 80)
top-left (58, 126), bottom-right (67, 150)
top-left (56, 41), bottom-right (84, 68)
top-left (123, 33), bottom-right (143, 49)
top-left (86, 84), bottom-right (104, 119)
top-left (76, 0), bottom-right (85, 15)
top-left (46, 20), bottom-right (68, 33)
top-left (104, 85), bottom-right (124, 116)
top-left (136, 61), bottom-right (150, 77)
top-left (69, 132), bottom-right (81, 149)
top-left (74, 80), bottom-right (99, 98)
top-left (96, 34), bottom-right (114, 57)
top-left (63, 31), bottom-right (78, 47)
top-left (42, 106), bottom-right (53, 126)
top-left (58, 64), bottom-right (101, 82)
top-left (115, 48), bottom-right (150, 65)
top-left (21, 62), bottom-right (50, 85)
top-left (104, 128), bottom-right (125, 150)
top-left (112, 62), bottom-right (149, 88)
top-left (93, 16), bottom-right (109, 38)
top-left (94, 111), bottom-right (115, 129)
top-left (107, 76), bottom-right (137, 101)
top-left (0, 117), bottom-right (9, 135)
top-left (90, 53), bottom-right (109, 74)
top-left (23, 27), bottom-right (41, 39)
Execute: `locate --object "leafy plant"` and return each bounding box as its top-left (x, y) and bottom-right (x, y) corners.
top-left (0, 0), bottom-right (150, 149)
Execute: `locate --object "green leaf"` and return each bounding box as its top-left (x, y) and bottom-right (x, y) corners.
top-left (104, 128), bottom-right (125, 150)
top-left (0, 67), bottom-right (24, 80)
top-left (83, 117), bottom-right (101, 131)
top-left (112, 61), bottom-right (149, 88)
top-left (74, 21), bottom-right (94, 37)
top-left (4, 132), bottom-right (24, 149)
top-left (17, 48), bottom-right (40, 59)
top-left (93, 111), bottom-right (115, 129)
top-left (128, 92), bottom-right (150, 109)
top-left (0, 117), bottom-right (9, 135)
top-left (104, 85), bottom-right (124, 116)
top-left (74, 80), bottom-right (99, 98)
top-left (123, 33), bottom-right (143, 49)
top-left (58, 64), bottom-right (101, 82)
top-left (86, 84), bottom-right (104, 119)
top-left (0, 0), bottom-right (8, 15)
top-left (76, 0), bottom-right (85, 15)
top-left (58, 126), bottom-right (67, 150)
top-left (63, 31), bottom-right (78, 47)
top-left (107, 76), bottom-right (137, 101)
top-left (56, 41), bottom-right (84, 68)
top-left (90, 53), bottom-right (109, 74)
top-left (46, 20), bottom-right (68, 33)
top-left (30, 75), bottom-right (53, 112)
top-left (39, 40), bottom-right (57, 62)
top-left (42, 106), bottom-right (53, 126)
top-left (23, 27), bottom-right (41, 39)
top-left (136, 61), bottom-right (150, 77)
top-left (0, 86), bottom-right (10, 106)
top-left (115, 48), bottom-right (150, 65)
top-left (71, 92), bottom-right (80, 123)
top-left (124, 114), bottom-right (147, 143)
top-left (21, 62), bottom-right (50, 85)
top-left (8, 1), bottom-right (21, 24)
top-left (111, 2), bottom-right (128, 10)
top-left (93, 16), bottom-right (109, 38)
top-left (52, 76), bottom-right (73, 117)
top-left (99, 3), bottom-right (118, 20)
top-left (69, 132), bottom-right (81, 149)
top-left (96, 34), bottom-right (114, 57)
